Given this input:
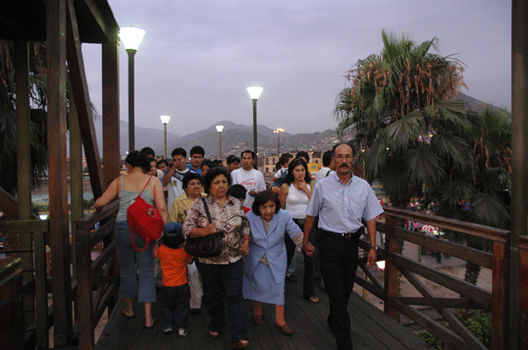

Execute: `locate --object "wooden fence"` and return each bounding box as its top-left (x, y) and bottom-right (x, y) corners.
top-left (354, 206), bottom-right (527, 350)
top-left (75, 200), bottom-right (119, 350)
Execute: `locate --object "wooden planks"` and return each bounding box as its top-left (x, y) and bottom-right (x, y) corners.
top-left (95, 257), bottom-right (429, 350)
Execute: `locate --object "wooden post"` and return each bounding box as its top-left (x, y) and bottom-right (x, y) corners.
top-left (491, 242), bottom-right (506, 350)
top-left (15, 36), bottom-right (34, 329)
top-left (76, 226), bottom-right (94, 350)
top-left (384, 214), bottom-right (399, 319)
top-left (47, 0), bottom-right (73, 345)
top-left (0, 258), bottom-right (24, 350)
top-left (511, 1), bottom-right (527, 349)
top-left (520, 240), bottom-right (528, 349)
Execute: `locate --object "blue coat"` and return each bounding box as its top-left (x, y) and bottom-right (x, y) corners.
top-left (244, 209), bottom-right (302, 284)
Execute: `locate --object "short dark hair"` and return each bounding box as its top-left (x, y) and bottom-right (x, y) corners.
top-left (295, 151), bottom-right (310, 162)
top-left (322, 150), bottom-right (333, 167)
top-left (182, 171), bottom-right (202, 189)
top-left (140, 147), bottom-right (155, 159)
top-left (125, 151), bottom-right (150, 173)
top-left (201, 159), bottom-right (215, 171)
top-left (240, 150), bottom-right (255, 160)
top-left (227, 184), bottom-right (247, 201)
top-left (171, 147), bottom-right (186, 158)
top-left (203, 166), bottom-right (231, 194)
top-left (332, 142), bottom-right (353, 155)
top-left (278, 153), bottom-right (293, 167)
top-left (190, 145), bottom-right (205, 157)
top-left (251, 191), bottom-right (281, 216)
top-left (157, 159), bottom-right (169, 167)
top-left (285, 158), bottom-right (311, 184)
top-left (226, 155), bottom-right (240, 165)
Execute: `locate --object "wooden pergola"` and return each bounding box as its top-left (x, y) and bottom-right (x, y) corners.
top-left (0, 0), bottom-right (120, 347)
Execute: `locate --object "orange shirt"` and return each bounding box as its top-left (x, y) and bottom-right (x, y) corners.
top-left (154, 245), bottom-right (193, 287)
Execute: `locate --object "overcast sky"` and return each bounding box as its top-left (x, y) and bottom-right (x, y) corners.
top-left (83, 0), bottom-right (511, 137)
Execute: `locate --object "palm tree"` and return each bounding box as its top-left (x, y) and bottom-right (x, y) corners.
top-left (0, 40), bottom-right (49, 195)
top-left (335, 30), bottom-right (472, 208)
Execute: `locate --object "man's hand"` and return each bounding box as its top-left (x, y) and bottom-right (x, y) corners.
top-left (248, 190), bottom-right (257, 197)
top-left (303, 241), bottom-right (315, 256)
top-left (367, 247), bottom-right (377, 267)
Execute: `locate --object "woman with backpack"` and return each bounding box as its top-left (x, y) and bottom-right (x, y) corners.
top-left (95, 151), bottom-right (168, 328)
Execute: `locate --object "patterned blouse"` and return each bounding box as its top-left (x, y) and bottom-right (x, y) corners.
top-left (182, 194), bottom-right (249, 265)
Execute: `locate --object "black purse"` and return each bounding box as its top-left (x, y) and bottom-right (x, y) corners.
top-left (185, 197), bottom-right (224, 258)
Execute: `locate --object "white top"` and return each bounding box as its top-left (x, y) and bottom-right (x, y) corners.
top-left (285, 183), bottom-right (311, 219)
top-left (231, 168), bottom-right (266, 208)
top-left (315, 167), bottom-right (333, 184)
top-left (167, 168), bottom-right (190, 210)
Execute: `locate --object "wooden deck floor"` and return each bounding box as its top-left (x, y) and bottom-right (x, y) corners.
top-left (96, 265), bottom-right (430, 350)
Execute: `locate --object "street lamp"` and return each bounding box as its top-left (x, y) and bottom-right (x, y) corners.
top-left (120, 26), bottom-right (146, 153)
top-left (160, 115), bottom-right (171, 159)
top-left (216, 125), bottom-right (224, 161)
top-left (273, 128), bottom-right (285, 155)
top-left (247, 86), bottom-right (263, 156)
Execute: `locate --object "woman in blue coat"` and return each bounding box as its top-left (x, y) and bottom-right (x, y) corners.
top-left (243, 191), bottom-right (303, 336)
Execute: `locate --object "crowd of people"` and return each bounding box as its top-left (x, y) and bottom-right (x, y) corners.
top-left (94, 142), bottom-right (383, 350)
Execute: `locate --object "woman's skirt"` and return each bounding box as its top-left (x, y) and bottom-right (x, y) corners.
top-left (243, 262), bottom-right (284, 305)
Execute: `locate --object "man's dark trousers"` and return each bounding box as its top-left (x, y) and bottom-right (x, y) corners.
top-left (319, 230), bottom-right (360, 350)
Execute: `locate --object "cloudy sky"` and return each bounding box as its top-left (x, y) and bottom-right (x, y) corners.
top-left (83, 0), bottom-right (511, 136)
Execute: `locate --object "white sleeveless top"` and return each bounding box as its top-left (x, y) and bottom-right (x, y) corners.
top-left (285, 183), bottom-right (310, 219)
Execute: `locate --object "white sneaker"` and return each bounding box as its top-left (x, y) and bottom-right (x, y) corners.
top-left (178, 328), bottom-right (190, 337)
top-left (162, 327), bottom-right (173, 334)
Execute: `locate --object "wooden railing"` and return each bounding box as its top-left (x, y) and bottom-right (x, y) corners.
top-left (75, 200), bottom-right (119, 350)
top-left (354, 206), bottom-right (527, 350)
top-left (0, 219), bottom-right (50, 348)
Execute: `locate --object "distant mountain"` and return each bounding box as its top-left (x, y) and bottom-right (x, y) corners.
top-left (93, 119), bottom-right (338, 157)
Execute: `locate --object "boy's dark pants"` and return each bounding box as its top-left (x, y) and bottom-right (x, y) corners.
top-left (160, 283), bottom-right (190, 329)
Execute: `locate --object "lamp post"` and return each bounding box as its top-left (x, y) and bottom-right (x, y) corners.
top-left (160, 115), bottom-right (171, 159)
top-left (216, 125), bottom-right (224, 161)
top-left (273, 128), bottom-right (285, 155)
top-left (247, 86), bottom-right (263, 156)
top-left (120, 26), bottom-right (146, 154)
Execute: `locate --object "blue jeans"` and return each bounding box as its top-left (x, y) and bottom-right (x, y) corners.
top-left (196, 260), bottom-right (248, 341)
top-left (114, 221), bottom-right (156, 303)
top-left (160, 284), bottom-right (190, 330)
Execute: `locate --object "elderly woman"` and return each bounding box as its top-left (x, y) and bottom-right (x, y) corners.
top-left (94, 151), bottom-right (168, 328)
top-left (243, 191), bottom-right (303, 336)
top-left (169, 171), bottom-right (204, 313)
top-left (182, 167), bottom-right (250, 349)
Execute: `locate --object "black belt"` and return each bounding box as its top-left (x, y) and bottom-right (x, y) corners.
top-left (321, 228), bottom-right (362, 239)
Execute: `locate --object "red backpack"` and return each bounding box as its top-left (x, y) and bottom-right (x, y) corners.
top-left (126, 176), bottom-right (164, 251)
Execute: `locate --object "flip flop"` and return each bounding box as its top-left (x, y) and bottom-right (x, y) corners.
top-left (145, 318), bottom-right (156, 329)
top-left (305, 296), bottom-right (320, 303)
top-left (121, 309), bottom-right (135, 319)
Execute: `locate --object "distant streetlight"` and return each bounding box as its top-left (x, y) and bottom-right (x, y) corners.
top-left (216, 125), bottom-right (224, 161)
top-left (160, 115), bottom-right (171, 159)
top-left (247, 86), bottom-right (263, 156)
top-left (273, 128), bottom-right (285, 155)
top-left (120, 26), bottom-right (146, 154)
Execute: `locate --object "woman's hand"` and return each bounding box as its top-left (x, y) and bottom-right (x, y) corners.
top-left (238, 240), bottom-right (250, 256)
top-left (203, 223), bottom-right (217, 236)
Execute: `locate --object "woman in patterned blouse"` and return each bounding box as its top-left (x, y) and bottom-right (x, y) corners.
top-left (182, 167), bottom-right (250, 349)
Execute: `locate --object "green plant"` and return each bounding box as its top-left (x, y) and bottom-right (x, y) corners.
top-left (418, 331), bottom-right (443, 349)
top-left (464, 311), bottom-right (491, 348)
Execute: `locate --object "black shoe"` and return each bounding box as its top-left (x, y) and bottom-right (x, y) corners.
top-left (285, 274), bottom-right (297, 282)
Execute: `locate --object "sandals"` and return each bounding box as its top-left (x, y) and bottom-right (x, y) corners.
top-left (121, 308), bottom-right (135, 319)
top-left (232, 338), bottom-right (250, 349)
top-left (275, 322), bottom-right (293, 336)
top-left (305, 295), bottom-right (320, 303)
top-left (144, 318), bottom-right (156, 329)
top-left (208, 330), bottom-right (220, 339)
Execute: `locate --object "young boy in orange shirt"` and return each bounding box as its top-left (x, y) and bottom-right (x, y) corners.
top-left (154, 222), bottom-right (193, 335)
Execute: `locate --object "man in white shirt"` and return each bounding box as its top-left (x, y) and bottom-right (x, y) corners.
top-left (315, 150), bottom-right (335, 183)
top-left (163, 147), bottom-right (190, 209)
top-left (230, 150), bottom-right (266, 208)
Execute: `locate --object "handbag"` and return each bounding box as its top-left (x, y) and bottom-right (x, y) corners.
top-left (184, 197), bottom-right (224, 258)
top-left (126, 176), bottom-right (164, 251)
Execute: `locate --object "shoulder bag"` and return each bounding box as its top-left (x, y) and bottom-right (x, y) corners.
top-left (184, 197), bottom-right (224, 258)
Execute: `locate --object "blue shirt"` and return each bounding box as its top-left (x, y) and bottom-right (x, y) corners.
top-left (186, 163), bottom-right (201, 175)
top-left (306, 172), bottom-right (383, 234)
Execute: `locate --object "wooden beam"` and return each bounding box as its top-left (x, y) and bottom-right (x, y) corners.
top-left (0, 187), bottom-right (18, 219)
top-left (102, 26), bottom-right (120, 187)
top-left (66, 0), bottom-right (104, 199)
top-left (491, 242), bottom-right (506, 349)
top-left (46, 0), bottom-right (73, 345)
